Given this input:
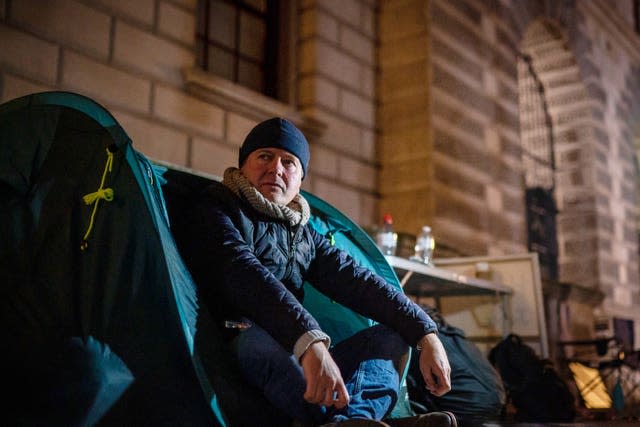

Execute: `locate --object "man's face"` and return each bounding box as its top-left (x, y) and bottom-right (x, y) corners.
top-left (240, 147), bottom-right (303, 205)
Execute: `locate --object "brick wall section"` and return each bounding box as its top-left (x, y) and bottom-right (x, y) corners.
top-left (62, 50), bottom-right (153, 113)
top-left (297, 0), bottom-right (378, 224)
top-left (113, 108), bottom-right (190, 165)
top-left (113, 21), bottom-right (194, 85)
top-left (12, 0), bottom-right (112, 60)
top-left (158, 1), bottom-right (196, 45)
top-left (0, 24), bottom-right (60, 84)
top-left (0, 0), bottom-right (263, 178)
top-left (573, 1), bottom-right (640, 313)
top-left (377, 0), bottom-right (435, 237)
top-left (0, 0), bottom-right (380, 225)
top-left (94, 0), bottom-right (155, 26)
top-left (523, 20), bottom-right (602, 289)
top-left (523, 0), bottom-right (640, 346)
top-left (376, 0), bottom-right (639, 344)
top-left (1, 74), bottom-right (52, 101)
top-left (378, 0), bottom-right (527, 254)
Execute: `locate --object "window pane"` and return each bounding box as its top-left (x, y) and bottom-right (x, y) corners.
top-left (196, 0), bottom-right (207, 36)
top-left (209, 46), bottom-right (234, 81)
top-left (195, 38), bottom-right (205, 68)
top-left (197, 0), bottom-right (285, 101)
top-left (244, 0), bottom-right (266, 13)
top-left (239, 11), bottom-right (265, 62)
top-left (209, 0), bottom-right (236, 49)
top-left (238, 59), bottom-right (263, 93)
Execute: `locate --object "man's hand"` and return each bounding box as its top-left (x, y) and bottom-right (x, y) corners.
top-left (417, 333), bottom-right (452, 396)
top-left (300, 341), bottom-right (350, 409)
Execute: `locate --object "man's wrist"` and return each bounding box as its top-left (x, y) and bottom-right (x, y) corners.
top-left (416, 331), bottom-right (437, 351)
top-left (294, 329), bottom-right (331, 361)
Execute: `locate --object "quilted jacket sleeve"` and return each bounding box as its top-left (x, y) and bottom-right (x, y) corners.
top-left (305, 226), bottom-right (438, 347)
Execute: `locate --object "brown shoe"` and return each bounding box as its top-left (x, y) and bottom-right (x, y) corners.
top-left (321, 419), bottom-right (392, 427)
top-left (385, 411), bottom-right (457, 427)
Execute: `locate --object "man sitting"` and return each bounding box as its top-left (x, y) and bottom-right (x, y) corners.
top-left (183, 117), bottom-right (457, 427)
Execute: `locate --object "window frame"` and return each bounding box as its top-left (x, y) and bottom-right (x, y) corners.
top-left (195, 0), bottom-right (294, 103)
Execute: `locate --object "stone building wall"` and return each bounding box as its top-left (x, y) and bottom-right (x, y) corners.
top-left (377, 0), bottom-right (436, 247)
top-left (297, 0), bottom-right (379, 223)
top-left (569, 0), bottom-right (640, 334)
top-left (0, 0), bottom-right (235, 177)
top-left (377, 0), bottom-right (640, 346)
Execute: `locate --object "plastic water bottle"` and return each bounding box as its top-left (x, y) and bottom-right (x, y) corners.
top-left (376, 213), bottom-right (397, 256)
top-left (412, 225), bottom-right (435, 265)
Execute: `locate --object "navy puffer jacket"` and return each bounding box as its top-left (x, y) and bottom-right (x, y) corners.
top-left (185, 182), bottom-right (437, 353)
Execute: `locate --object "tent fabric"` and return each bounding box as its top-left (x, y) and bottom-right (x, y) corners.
top-left (1, 90), bottom-right (413, 425)
top-left (302, 191), bottom-right (395, 345)
top-left (1, 91), bottom-right (217, 426)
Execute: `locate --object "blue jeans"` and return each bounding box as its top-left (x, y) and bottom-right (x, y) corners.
top-left (231, 324), bottom-right (408, 426)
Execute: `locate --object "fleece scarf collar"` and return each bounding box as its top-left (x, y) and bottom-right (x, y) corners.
top-left (222, 167), bottom-right (310, 227)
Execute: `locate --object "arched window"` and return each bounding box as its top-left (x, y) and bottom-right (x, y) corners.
top-left (518, 53), bottom-right (559, 281)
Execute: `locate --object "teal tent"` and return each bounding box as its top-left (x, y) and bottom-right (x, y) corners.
top-left (0, 91), bottom-right (217, 426)
top-left (1, 91), bottom-right (411, 426)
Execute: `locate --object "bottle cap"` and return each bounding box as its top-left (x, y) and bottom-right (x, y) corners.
top-left (383, 213), bottom-right (393, 224)
top-left (422, 225), bottom-right (431, 232)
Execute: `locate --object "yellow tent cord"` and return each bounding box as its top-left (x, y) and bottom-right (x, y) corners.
top-left (80, 148), bottom-right (115, 251)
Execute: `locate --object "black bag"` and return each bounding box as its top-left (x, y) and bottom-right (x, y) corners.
top-left (488, 334), bottom-right (576, 423)
top-left (407, 306), bottom-right (506, 426)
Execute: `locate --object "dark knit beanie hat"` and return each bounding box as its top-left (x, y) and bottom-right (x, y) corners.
top-left (239, 117), bottom-right (310, 178)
